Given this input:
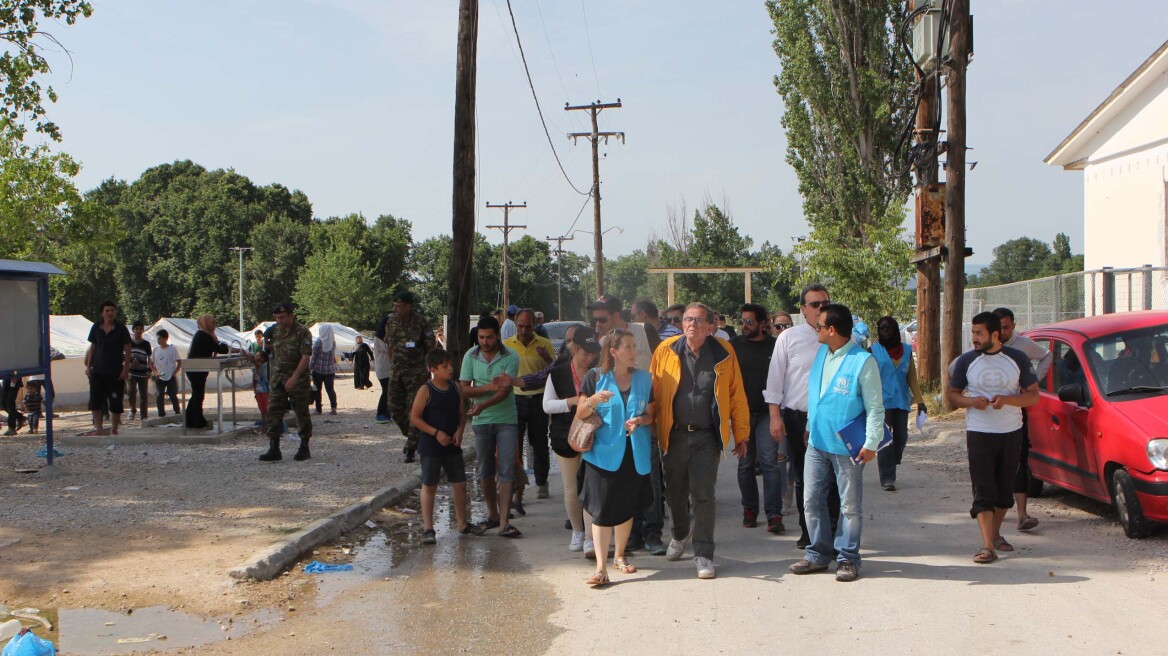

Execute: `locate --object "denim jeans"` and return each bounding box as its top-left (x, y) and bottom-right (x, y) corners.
top-left (737, 412), bottom-right (785, 519)
top-left (154, 376), bottom-right (180, 416)
top-left (804, 445), bottom-right (865, 566)
top-left (473, 423), bottom-right (519, 484)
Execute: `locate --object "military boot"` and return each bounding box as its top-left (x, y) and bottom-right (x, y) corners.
top-left (259, 436), bottom-right (282, 462)
top-left (294, 435), bottom-right (311, 461)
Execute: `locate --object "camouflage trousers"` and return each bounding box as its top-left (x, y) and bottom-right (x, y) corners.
top-left (267, 380), bottom-right (312, 441)
top-left (388, 367), bottom-right (429, 452)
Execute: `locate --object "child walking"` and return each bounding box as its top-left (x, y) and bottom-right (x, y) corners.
top-left (22, 380), bottom-right (43, 434)
top-left (410, 349), bottom-right (485, 543)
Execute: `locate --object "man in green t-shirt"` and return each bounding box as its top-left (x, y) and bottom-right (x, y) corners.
top-left (459, 316), bottom-right (522, 538)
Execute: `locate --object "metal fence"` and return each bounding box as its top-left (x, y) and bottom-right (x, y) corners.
top-left (957, 266), bottom-right (1168, 350)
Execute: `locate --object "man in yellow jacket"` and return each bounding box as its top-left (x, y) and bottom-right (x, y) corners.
top-left (650, 302), bottom-right (750, 579)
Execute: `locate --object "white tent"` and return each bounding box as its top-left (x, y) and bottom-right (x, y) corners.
top-left (49, 315), bottom-right (93, 358)
top-left (145, 318), bottom-right (249, 354)
top-left (309, 322), bottom-right (368, 373)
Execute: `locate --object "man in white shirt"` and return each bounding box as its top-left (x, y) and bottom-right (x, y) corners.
top-left (948, 311), bottom-right (1039, 564)
top-left (764, 283), bottom-right (839, 549)
top-left (149, 329), bottom-right (182, 417)
top-left (500, 305), bottom-right (519, 342)
top-left (993, 307), bottom-right (1053, 532)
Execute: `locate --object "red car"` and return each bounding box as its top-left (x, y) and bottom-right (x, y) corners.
top-left (1024, 311), bottom-right (1168, 538)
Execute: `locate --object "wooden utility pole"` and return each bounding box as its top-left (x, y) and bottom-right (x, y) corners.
top-left (941, 0), bottom-right (970, 407)
top-left (565, 100), bottom-right (624, 297)
top-left (486, 202), bottom-right (527, 311)
top-left (448, 0), bottom-right (478, 368)
top-left (546, 234), bottom-right (574, 320)
top-left (914, 74), bottom-right (942, 386)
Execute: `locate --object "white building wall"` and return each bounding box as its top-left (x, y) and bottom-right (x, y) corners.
top-left (1082, 148), bottom-right (1168, 270)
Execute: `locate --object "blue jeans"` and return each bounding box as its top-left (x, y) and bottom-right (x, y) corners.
top-left (473, 423), bottom-right (519, 484)
top-left (804, 446), bottom-right (865, 566)
top-left (736, 412), bottom-right (786, 519)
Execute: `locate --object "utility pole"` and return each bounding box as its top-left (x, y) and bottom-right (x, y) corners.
top-left (449, 0), bottom-right (478, 369)
top-left (228, 246), bottom-right (253, 332)
top-left (486, 201), bottom-right (527, 311)
top-left (941, 0), bottom-right (970, 408)
top-left (913, 70), bottom-right (943, 386)
top-left (546, 234), bottom-right (574, 320)
top-left (565, 99), bottom-right (624, 297)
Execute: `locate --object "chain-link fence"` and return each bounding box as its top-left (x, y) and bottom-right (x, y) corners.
top-left (957, 266), bottom-right (1168, 350)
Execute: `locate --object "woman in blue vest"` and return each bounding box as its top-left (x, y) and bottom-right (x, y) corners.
top-left (870, 317), bottom-right (927, 491)
top-left (574, 328), bottom-right (655, 586)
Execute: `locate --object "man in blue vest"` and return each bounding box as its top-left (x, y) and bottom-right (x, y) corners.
top-left (789, 304), bottom-right (884, 583)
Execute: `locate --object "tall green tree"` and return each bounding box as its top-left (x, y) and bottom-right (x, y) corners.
top-left (769, 0), bottom-right (915, 320)
top-left (0, 0), bottom-right (93, 143)
top-left (970, 233), bottom-right (1085, 287)
top-left (293, 245), bottom-right (382, 327)
top-left (247, 215), bottom-right (311, 323)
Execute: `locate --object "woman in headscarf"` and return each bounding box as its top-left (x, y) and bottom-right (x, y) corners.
top-left (186, 315), bottom-right (229, 429)
top-left (870, 316), bottom-right (927, 491)
top-left (350, 335), bottom-right (374, 390)
top-left (310, 323), bottom-right (339, 415)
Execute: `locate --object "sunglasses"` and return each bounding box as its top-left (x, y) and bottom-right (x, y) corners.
top-left (667, 317), bottom-right (683, 325)
top-left (804, 300), bottom-right (830, 309)
top-left (774, 323), bottom-right (793, 330)
top-left (592, 317), bottom-right (610, 325)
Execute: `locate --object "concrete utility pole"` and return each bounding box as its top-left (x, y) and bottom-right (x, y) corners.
top-left (565, 100), bottom-right (624, 297)
top-left (228, 246), bottom-right (253, 332)
top-left (941, 0), bottom-right (970, 408)
top-left (546, 234), bottom-right (574, 321)
top-left (448, 0), bottom-right (478, 369)
top-left (486, 202), bottom-right (527, 311)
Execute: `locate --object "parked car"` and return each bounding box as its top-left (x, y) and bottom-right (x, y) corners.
top-left (902, 319), bottom-right (918, 351)
top-left (1023, 311), bottom-right (1168, 537)
top-left (542, 320), bottom-right (587, 354)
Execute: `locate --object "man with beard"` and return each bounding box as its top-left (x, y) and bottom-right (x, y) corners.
top-left (947, 311), bottom-right (1038, 564)
top-left (730, 303), bottom-right (785, 533)
top-left (870, 316), bottom-right (927, 491)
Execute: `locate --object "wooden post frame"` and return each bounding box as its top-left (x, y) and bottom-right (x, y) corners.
top-left (646, 267), bottom-right (766, 306)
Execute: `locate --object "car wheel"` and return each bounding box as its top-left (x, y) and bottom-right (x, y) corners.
top-left (1112, 469), bottom-right (1152, 539)
top-left (1026, 475), bottom-right (1045, 498)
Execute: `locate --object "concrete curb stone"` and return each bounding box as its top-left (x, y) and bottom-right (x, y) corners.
top-left (229, 442), bottom-right (479, 580)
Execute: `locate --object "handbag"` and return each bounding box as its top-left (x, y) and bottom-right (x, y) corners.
top-left (567, 412), bottom-right (603, 453)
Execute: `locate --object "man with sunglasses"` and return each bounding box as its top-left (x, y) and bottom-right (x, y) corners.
top-left (663, 304), bottom-right (686, 332)
top-left (731, 304), bottom-right (787, 533)
top-left (590, 295), bottom-right (656, 370)
top-left (765, 283), bottom-right (841, 549)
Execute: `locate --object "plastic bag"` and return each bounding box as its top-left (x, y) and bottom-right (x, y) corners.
top-left (916, 409), bottom-right (927, 433)
top-left (3, 629), bottom-right (56, 656)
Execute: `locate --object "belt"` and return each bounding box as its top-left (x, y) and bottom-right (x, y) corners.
top-left (782, 408), bottom-right (808, 418)
top-left (678, 423), bottom-right (712, 432)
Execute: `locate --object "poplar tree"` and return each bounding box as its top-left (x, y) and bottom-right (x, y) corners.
top-left (768, 0), bottom-right (915, 320)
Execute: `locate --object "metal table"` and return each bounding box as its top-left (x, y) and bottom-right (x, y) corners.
top-left (179, 356), bottom-right (252, 435)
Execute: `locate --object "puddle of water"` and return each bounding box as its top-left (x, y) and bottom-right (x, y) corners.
top-left (56, 606), bottom-right (280, 655)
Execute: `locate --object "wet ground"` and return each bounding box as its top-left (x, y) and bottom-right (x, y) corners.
top-left (13, 481), bottom-right (564, 656)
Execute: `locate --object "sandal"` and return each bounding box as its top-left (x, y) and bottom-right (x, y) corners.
top-left (585, 570), bottom-right (610, 586)
top-left (499, 524), bottom-right (522, 538)
top-left (992, 536), bottom-right (1014, 552)
top-left (1017, 514), bottom-right (1039, 531)
top-left (973, 548), bottom-right (997, 564)
top-left (613, 558), bottom-right (637, 574)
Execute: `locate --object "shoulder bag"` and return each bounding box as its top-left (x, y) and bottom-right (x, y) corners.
top-left (568, 412), bottom-right (603, 453)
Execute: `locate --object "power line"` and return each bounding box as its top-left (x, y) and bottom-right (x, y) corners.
top-left (504, 0), bottom-right (591, 196)
top-left (579, 0), bottom-right (604, 99)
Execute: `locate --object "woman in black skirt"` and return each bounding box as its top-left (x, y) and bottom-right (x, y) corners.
top-left (575, 328), bottom-right (655, 586)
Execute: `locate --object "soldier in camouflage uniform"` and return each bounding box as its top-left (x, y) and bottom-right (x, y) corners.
top-left (385, 290), bottom-right (437, 462)
top-left (256, 302), bottom-right (314, 462)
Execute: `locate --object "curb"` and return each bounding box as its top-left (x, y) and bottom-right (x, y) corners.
top-left (228, 442), bottom-right (479, 581)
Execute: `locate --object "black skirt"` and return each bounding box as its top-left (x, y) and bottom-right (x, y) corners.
top-left (578, 436), bottom-right (652, 527)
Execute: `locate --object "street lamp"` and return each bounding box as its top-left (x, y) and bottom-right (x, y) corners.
top-left (228, 247), bottom-right (253, 332)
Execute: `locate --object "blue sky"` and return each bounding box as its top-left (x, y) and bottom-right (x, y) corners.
top-left (39, 1), bottom-right (1168, 266)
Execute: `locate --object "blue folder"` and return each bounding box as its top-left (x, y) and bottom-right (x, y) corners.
top-left (835, 414), bottom-right (894, 464)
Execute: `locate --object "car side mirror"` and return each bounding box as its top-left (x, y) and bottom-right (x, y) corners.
top-left (1058, 383), bottom-right (1086, 405)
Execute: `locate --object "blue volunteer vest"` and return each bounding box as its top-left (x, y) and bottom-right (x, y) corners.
top-left (870, 343), bottom-right (912, 411)
top-left (582, 369), bottom-right (653, 474)
top-left (807, 344), bottom-right (870, 456)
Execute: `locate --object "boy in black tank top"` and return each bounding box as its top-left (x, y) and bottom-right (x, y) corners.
top-left (410, 349), bottom-right (486, 542)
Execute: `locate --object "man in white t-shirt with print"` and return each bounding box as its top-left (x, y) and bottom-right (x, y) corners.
top-left (947, 311), bottom-right (1038, 565)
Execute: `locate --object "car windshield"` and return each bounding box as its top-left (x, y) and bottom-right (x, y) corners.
top-left (1084, 323), bottom-right (1168, 398)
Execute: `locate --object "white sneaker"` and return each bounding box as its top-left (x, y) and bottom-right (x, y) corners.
top-left (665, 533), bottom-right (690, 561)
top-left (569, 531), bottom-right (584, 552)
top-left (695, 556), bottom-right (716, 579)
top-left (583, 539), bottom-right (595, 559)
